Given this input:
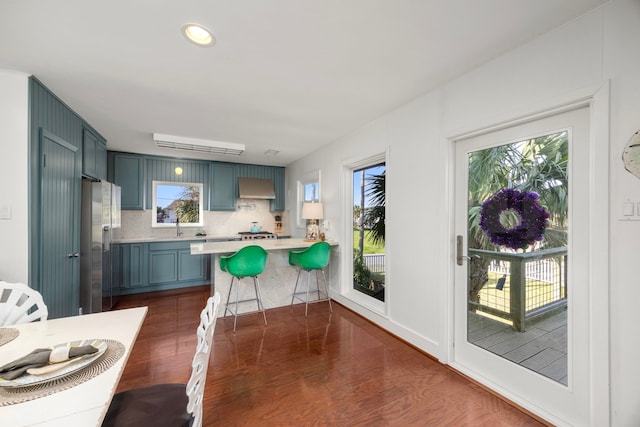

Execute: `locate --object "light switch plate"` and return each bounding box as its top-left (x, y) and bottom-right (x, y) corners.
top-left (620, 199), bottom-right (640, 221)
top-left (0, 204), bottom-right (11, 220)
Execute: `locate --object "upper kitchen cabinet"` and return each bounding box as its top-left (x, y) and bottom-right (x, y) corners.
top-left (109, 152), bottom-right (145, 210)
top-left (29, 77), bottom-right (107, 319)
top-left (107, 151), bottom-right (286, 212)
top-left (210, 163), bottom-right (237, 211)
top-left (271, 166), bottom-right (285, 212)
top-left (82, 127), bottom-right (107, 180)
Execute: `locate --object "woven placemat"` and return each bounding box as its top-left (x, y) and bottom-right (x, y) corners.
top-left (0, 328), bottom-right (19, 347)
top-left (0, 339), bottom-right (124, 406)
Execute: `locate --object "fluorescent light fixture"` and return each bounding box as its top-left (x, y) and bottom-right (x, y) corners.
top-left (153, 133), bottom-right (245, 155)
top-left (182, 23), bottom-right (215, 47)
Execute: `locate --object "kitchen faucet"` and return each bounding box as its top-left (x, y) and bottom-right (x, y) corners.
top-left (176, 217), bottom-right (183, 237)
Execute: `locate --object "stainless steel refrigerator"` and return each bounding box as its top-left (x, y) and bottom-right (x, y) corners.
top-left (80, 179), bottom-right (121, 314)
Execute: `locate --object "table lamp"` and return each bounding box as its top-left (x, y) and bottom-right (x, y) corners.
top-left (302, 202), bottom-right (323, 241)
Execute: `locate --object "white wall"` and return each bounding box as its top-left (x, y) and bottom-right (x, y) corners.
top-left (0, 70), bottom-right (29, 283)
top-left (286, 1), bottom-right (639, 425)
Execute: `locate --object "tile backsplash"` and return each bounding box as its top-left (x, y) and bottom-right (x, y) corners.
top-left (120, 199), bottom-right (290, 239)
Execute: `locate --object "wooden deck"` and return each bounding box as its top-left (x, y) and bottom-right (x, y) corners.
top-left (468, 309), bottom-right (568, 385)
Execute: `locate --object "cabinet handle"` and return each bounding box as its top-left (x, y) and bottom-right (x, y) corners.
top-left (67, 252), bottom-right (80, 258)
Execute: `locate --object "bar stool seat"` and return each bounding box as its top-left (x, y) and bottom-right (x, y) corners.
top-left (220, 245), bottom-right (268, 332)
top-left (289, 241), bottom-right (332, 316)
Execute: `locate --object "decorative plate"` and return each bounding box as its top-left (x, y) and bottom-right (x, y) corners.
top-left (622, 129), bottom-right (640, 179)
top-left (0, 339), bottom-right (108, 388)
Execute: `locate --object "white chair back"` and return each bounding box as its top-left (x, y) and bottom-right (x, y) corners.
top-left (0, 281), bottom-right (48, 326)
top-left (185, 292), bottom-right (220, 427)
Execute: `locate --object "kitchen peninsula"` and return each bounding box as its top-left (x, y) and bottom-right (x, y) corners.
top-left (191, 239), bottom-right (338, 313)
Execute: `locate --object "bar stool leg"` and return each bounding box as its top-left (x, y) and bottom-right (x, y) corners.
top-left (320, 269), bottom-right (332, 312)
top-left (224, 276), bottom-right (235, 317)
top-left (233, 276), bottom-right (241, 332)
top-left (305, 269), bottom-right (312, 317)
top-left (290, 269), bottom-right (303, 306)
top-left (253, 276), bottom-right (267, 326)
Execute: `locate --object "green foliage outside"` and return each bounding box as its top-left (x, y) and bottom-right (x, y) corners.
top-left (176, 186), bottom-right (200, 223)
top-left (353, 230), bottom-right (385, 254)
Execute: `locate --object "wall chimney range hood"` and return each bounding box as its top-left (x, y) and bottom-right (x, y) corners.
top-left (238, 178), bottom-right (276, 199)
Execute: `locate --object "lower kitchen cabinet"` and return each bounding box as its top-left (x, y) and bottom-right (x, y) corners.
top-left (116, 240), bottom-right (208, 295)
top-left (119, 243), bottom-right (147, 288)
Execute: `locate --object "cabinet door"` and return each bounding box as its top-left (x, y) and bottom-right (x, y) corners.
top-left (82, 128), bottom-right (107, 180)
top-left (95, 142), bottom-right (107, 181)
top-left (113, 154), bottom-right (145, 210)
top-left (82, 128), bottom-right (98, 178)
top-left (121, 243), bottom-right (146, 288)
top-left (210, 163), bottom-right (237, 211)
top-left (149, 251), bottom-right (178, 284)
top-left (178, 251), bottom-right (206, 281)
top-left (271, 167), bottom-right (285, 211)
top-left (40, 130), bottom-right (80, 318)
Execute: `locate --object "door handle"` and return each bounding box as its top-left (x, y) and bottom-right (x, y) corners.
top-left (66, 252), bottom-right (80, 258)
top-left (456, 235), bottom-right (470, 266)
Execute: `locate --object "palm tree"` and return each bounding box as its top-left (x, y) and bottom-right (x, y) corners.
top-left (467, 132), bottom-right (568, 304)
top-left (365, 171), bottom-right (385, 245)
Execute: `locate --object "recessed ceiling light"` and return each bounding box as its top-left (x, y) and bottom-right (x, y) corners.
top-left (182, 23), bottom-right (215, 47)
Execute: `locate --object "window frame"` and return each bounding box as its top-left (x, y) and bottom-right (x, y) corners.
top-left (152, 180), bottom-right (204, 228)
top-left (296, 169), bottom-right (321, 228)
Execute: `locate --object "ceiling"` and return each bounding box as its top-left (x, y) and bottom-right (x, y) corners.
top-left (0, 0), bottom-right (608, 166)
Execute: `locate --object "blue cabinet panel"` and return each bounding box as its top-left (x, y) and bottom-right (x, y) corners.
top-left (112, 153), bottom-right (145, 210)
top-left (179, 250), bottom-right (207, 281)
top-left (210, 163), bottom-right (236, 211)
top-left (120, 243), bottom-right (146, 288)
top-left (29, 78), bottom-right (109, 318)
top-left (149, 251), bottom-right (178, 284)
top-left (117, 240), bottom-right (208, 293)
top-left (82, 128), bottom-right (107, 180)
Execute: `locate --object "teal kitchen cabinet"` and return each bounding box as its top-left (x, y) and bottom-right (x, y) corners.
top-left (271, 166), bottom-right (285, 212)
top-left (30, 77), bottom-right (107, 319)
top-left (149, 244), bottom-right (178, 284)
top-left (119, 243), bottom-right (147, 288)
top-left (209, 163), bottom-right (237, 211)
top-left (116, 240), bottom-right (208, 295)
top-left (178, 248), bottom-right (207, 281)
top-left (148, 241), bottom-right (207, 284)
top-left (110, 153), bottom-right (145, 210)
top-left (82, 127), bottom-right (107, 180)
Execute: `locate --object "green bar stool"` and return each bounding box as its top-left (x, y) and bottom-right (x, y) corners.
top-left (289, 241), bottom-right (333, 317)
top-left (220, 245), bottom-right (268, 332)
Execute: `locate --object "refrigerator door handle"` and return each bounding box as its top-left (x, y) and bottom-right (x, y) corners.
top-left (103, 225), bottom-right (111, 251)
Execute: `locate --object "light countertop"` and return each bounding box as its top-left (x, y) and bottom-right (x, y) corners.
top-left (115, 234), bottom-right (240, 244)
top-left (190, 238), bottom-right (337, 255)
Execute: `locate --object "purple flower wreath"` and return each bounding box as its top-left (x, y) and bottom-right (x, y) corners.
top-left (479, 188), bottom-right (550, 250)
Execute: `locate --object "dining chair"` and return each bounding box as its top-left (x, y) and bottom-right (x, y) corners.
top-left (102, 292), bottom-right (221, 427)
top-left (0, 281), bottom-right (48, 326)
top-left (220, 245), bottom-right (268, 332)
top-left (289, 241), bottom-right (333, 316)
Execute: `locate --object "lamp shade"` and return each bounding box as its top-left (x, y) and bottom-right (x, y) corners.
top-left (301, 202), bottom-right (324, 220)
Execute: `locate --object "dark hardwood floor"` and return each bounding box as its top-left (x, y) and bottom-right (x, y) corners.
top-left (114, 286), bottom-right (547, 426)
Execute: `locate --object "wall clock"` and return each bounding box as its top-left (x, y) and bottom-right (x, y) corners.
top-left (622, 130), bottom-right (640, 179)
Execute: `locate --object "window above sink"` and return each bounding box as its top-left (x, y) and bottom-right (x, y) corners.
top-left (152, 181), bottom-right (203, 228)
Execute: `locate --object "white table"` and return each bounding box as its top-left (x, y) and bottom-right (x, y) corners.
top-left (0, 307), bottom-right (147, 426)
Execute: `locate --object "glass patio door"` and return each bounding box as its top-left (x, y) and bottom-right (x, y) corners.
top-left (453, 107), bottom-right (591, 425)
